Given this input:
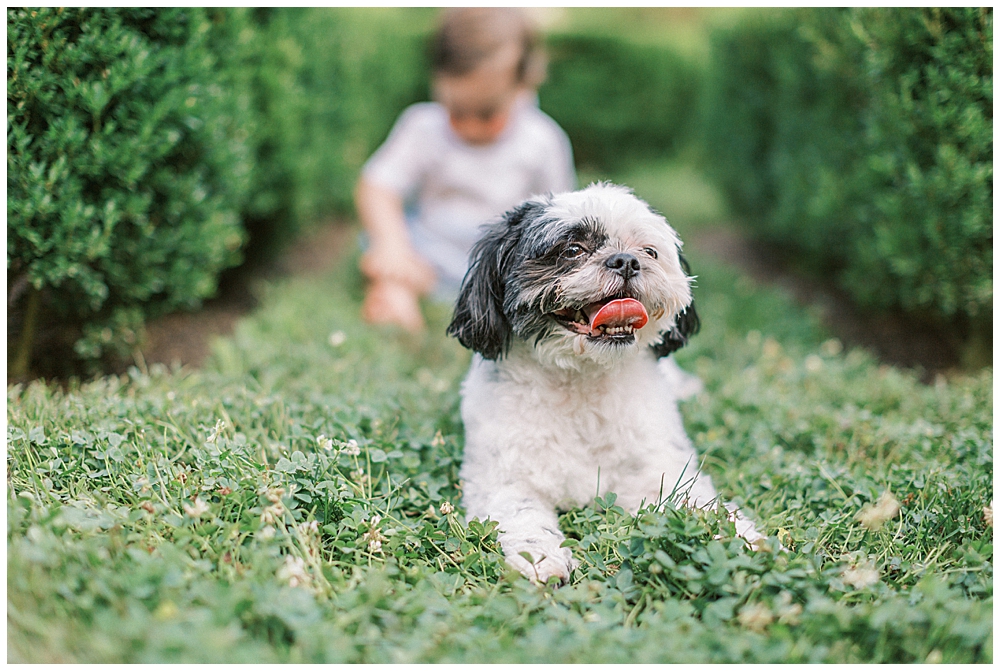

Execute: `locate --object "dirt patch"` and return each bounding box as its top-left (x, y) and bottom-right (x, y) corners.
top-left (689, 226), bottom-right (964, 379)
top-left (140, 222), bottom-right (355, 370)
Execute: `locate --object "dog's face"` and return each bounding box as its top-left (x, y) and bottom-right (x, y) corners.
top-left (448, 183), bottom-right (699, 368)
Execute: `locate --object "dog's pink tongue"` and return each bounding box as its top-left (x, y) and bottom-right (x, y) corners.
top-left (590, 298), bottom-right (649, 331)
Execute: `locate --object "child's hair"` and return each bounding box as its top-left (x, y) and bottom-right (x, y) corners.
top-left (430, 8), bottom-right (546, 87)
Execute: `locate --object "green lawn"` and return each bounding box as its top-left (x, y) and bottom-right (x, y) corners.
top-left (7, 165), bottom-right (992, 662)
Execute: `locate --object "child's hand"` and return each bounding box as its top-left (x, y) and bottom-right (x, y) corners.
top-left (362, 279), bottom-right (426, 333)
top-left (360, 245), bottom-right (436, 295)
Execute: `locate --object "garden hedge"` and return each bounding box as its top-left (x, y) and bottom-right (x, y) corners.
top-left (231, 8), bottom-right (430, 261)
top-left (7, 8), bottom-right (430, 376)
top-left (8, 8), bottom-right (253, 374)
top-left (702, 8), bottom-right (992, 350)
top-left (541, 33), bottom-right (698, 170)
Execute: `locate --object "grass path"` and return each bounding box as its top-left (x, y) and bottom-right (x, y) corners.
top-left (7, 165), bottom-right (993, 662)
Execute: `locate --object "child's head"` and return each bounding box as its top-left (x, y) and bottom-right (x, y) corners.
top-left (430, 8), bottom-right (545, 146)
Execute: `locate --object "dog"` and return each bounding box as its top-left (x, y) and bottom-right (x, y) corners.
top-left (447, 183), bottom-right (763, 584)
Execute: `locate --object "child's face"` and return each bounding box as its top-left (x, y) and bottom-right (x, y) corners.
top-left (434, 45), bottom-right (526, 146)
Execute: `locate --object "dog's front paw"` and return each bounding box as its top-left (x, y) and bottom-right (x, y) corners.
top-left (723, 503), bottom-right (774, 550)
top-left (505, 544), bottom-right (577, 586)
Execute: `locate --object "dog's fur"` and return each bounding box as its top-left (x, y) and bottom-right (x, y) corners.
top-left (448, 183), bottom-right (762, 584)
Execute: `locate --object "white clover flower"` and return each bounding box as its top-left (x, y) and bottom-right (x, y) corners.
top-left (737, 602), bottom-right (773, 632)
top-left (856, 491), bottom-right (901, 531)
top-left (820, 338), bottom-right (843, 357)
top-left (265, 487), bottom-right (285, 504)
top-left (439, 501), bottom-right (455, 516)
top-left (775, 591), bottom-right (803, 625)
top-left (317, 435), bottom-right (334, 452)
top-left (361, 515), bottom-right (385, 552)
top-left (762, 337), bottom-right (782, 359)
top-left (277, 555), bottom-right (310, 588)
top-left (431, 431), bottom-right (445, 448)
top-left (984, 501), bottom-right (993, 528)
top-left (328, 331), bottom-right (347, 347)
top-left (842, 561), bottom-right (880, 590)
top-left (183, 497), bottom-right (210, 519)
top-left (261, 501), bottom-right (286, 526)
top-left (206, 419), bottom-right (226, 444)
top-left (342, 439), bottom-right (361, 457)
top-left (804, 354), bottom-right (823, 373)
top-left (363, 527), bottom-right (384, 553)
top-left (258, 525), bottom-right (276, 540)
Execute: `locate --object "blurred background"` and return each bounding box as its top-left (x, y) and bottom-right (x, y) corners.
top-left (7, 7), bottom-right (992, 380)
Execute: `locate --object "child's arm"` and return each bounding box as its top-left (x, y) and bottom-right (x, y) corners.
top-left (355, 177), bottom-right (436, 291)
top-left (355, 177), bottom-right (436, 331)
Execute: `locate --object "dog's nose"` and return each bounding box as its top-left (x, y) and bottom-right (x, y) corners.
top-left (605, 252), bottom-right (641, 280)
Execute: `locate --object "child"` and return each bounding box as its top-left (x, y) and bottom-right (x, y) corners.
top-left (356, 8), bottom-right (576, 332)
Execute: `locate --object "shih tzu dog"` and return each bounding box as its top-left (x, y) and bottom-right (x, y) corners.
top-left (447, 183), bottom-right (763, 585)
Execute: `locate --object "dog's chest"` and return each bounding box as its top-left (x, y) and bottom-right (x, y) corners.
top-left (543, 382), bottom-right (661, 456)
top-left (463, 354), bottom-right (682, 490)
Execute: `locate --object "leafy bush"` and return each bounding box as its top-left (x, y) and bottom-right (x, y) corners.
top-left (542, 33), bottom-right (699, 170)
top-left (6, 8), bottom-right (432, 375)
top-left (7, 8), bottom-right (253, 373)
top-left (231, 8), bottom-right (431, 260)
top-left (844, 9), bottom-right (992, 332)
top-left (702, 8), bottom-right (992, 344)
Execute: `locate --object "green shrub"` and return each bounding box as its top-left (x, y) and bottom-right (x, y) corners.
top-left (542, 33), bottom-right (699, 170)
top-left (6, 8), bottom-right (433, 376)
top-left (701, 11), bottom-right (866, 263)
top-left (224, 8), bottom-right (431, 261)
top-left (7, 8), bottom-right (253, 373)
top-left (702, 8), bottom-right (992, 343)
top-left (844, 9), bottom-right (993, 330)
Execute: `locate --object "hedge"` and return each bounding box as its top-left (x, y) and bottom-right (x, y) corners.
top-left (231, 8), bottom-right (430, 261)
top-left (7, 8), bottom-right (430, 377)
top-left (7, 8), bottom-right (254, 375)
top-left (702, 8), bottom-right (992, 347)
top-left (541, 33), bottom-right (699, 170)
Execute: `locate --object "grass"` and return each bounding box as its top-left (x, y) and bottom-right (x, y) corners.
top-left (6, 163), bottom-right (992, 662)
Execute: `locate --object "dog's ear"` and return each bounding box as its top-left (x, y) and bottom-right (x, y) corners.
top-left (651, 252), bottom-right (700, 358)
top-left (448, 200), bottom-right (541, 359)
top-left (651, 302), bottom-right (700, 357)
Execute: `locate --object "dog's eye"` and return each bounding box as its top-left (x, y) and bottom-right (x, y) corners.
top-left (643, 247), bottom-right (659, 259)
top-left (561, 244), bottom-right (587, 260)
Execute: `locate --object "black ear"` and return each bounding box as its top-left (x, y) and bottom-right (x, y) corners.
top-left (650, 252), bottom-right (700, 358)
top-left (447, 200), bottom-right (541, 359)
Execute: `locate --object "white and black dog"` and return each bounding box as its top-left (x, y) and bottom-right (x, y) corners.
top-left (448, 183), bottom-right (763, 584)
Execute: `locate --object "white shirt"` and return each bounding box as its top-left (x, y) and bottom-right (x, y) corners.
top-left (362, 98), bottom-right (576, 292)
